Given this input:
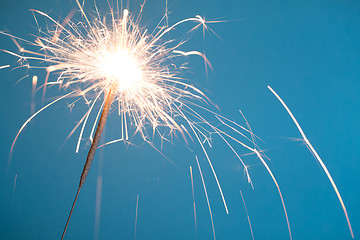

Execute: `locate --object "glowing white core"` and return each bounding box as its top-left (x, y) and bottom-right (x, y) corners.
top-left (100, 48), bottom-right (142, 92)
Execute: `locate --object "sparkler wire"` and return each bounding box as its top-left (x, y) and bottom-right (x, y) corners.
top-left (61, 81), bottom-right (118, 240)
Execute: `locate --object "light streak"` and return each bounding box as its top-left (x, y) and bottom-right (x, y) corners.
top-left (12, 173), bottom-right (18, 202)
top-left (135, 194), bottom-right (139, 240)
top-left (0, 64), bottom-right (10, 70)
top-left (94, 175), bottom-right (103, 240)
top-left (195, 156), bottom-right (216, 240)
top-left (190, 166), bottom-right (198, 237)
top-left (211, 116), bottom-right (292, 239)
top-left (9, 91), bottom-right (75, 165)
top-left (240, 190), bottom-right (254, 240)
top-left (253, 148), bottom-right (292, 240)
top-left (268, 85), bottom-right (354, 239)
top-left (31, 75), bottom-right (38, 114)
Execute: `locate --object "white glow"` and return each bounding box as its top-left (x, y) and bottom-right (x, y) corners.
top-left (100, 48), bottom-right (142, 92)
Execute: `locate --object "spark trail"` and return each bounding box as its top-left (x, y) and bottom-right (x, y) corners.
top-left (12, 174), bottom-right (18, 202)
top-left (196, 156), bottom-right (216, 240)
top-left (268, 85), bottom-right (354, 238)
top-left (190, 166), bottom-right (198, 237)
top-left (135, 194), bottom-right (139, 240)
top-left (240, 190), bottom-right (254, 240)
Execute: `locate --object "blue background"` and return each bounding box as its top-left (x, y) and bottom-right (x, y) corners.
top-left (0, 0), bottom-right (359, 239)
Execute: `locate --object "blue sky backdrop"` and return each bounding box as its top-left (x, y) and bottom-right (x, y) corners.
top-left (0, 0), bottom-right (359, 239)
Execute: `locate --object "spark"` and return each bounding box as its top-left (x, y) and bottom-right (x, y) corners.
top-left (94, 175), bottom-right (103, 240)
top-left (9, 91), bottom-right (75, 164)
top-left (31, 75), bottom-right (38, 114)
top-left (12, 174), bottom-right (18, 202)
top-left (253, 148), bottom-right (292, 240)
top-left (268, 85), bottom-right (354, 239)
top-left (240, 190), bottom-right (254, 240)
top-left (0, 64), bottom-right (10, 70)
top-left (190, 166), bottom-right (198, 237)
top-left (195, 156), bottom-right (216, 240)
top-left (135, 194), bottom-right (139, 240)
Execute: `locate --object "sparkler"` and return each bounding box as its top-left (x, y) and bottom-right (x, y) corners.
top-left (4, 1), bottom-right (243, 238)
top-left (2, 0), bottom-right (354, 239)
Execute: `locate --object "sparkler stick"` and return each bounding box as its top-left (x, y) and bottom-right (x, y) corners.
top-left (61, 81), bottom-right (118, 240)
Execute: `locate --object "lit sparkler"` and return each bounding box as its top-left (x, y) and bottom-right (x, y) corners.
top-left (2, 0), bottom-right (354, 239)
top-left (4, 1), bottom-right (254, 238)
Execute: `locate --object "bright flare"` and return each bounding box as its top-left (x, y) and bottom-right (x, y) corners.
top-left (99, 48), bottom-right (142, 92)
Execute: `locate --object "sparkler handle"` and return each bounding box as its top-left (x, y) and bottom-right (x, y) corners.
top-left (79, 82), bottom-right (117, 187)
